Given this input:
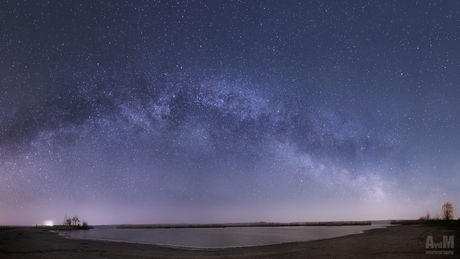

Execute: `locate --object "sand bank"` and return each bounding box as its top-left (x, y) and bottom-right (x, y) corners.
top-left (0, 224), bottom-right (457, 258)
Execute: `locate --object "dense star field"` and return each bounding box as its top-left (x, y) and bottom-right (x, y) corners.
top-left (1, 1), bottom-right (459, 225)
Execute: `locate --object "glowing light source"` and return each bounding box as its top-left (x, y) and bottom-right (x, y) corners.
top-left (43, 220), bottom-right (54, 226)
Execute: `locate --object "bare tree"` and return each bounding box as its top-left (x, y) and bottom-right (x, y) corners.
top-left (71, 215), bottom-right (81, 226)
top-left (442, 202), bottom-right (454, 220)
top-left (420, 211), bottom-right (431, 220)
top-left (63, 215), bottom-right (72, 226)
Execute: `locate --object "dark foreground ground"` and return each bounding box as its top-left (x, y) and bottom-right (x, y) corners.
top-left (0, 222), bottom-right (458, 258)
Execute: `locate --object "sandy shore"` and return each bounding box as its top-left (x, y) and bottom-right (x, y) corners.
top-left (0, 224), bottom-right (457, 258)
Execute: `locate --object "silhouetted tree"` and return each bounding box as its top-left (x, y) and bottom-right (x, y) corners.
top-left (72, 215), bottom-right (81, 226)
top-left (442, 202), bottom-right (454, 220)
top-left (63, 215), bottom-right (72, 226)
top-left (420, 211), bottom-right (431, 220)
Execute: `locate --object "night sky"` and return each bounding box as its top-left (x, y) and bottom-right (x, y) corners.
top-left (1, 0), bottom-right (459, 225)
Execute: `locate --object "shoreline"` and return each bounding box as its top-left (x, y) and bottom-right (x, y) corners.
top-left (59, 226), bottom-right (375, 251)
top-left (1, 224), bottom-right (458, 258)
top-left (60, 223), bottom-right (386, 249)
top-left (116, 221), bottom-right (372, 229)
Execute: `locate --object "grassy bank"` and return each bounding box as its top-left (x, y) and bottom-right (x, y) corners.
top-left (391, 219), bottom-right (460, 226)
top-left (38, 225), bottom-right (94, 230)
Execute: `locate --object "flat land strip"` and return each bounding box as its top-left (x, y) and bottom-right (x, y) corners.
top-left (117, 221), bottom-right (371, 229)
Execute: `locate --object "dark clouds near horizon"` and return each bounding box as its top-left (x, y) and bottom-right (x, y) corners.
top-left (1, 0), bottom-right (459, 224)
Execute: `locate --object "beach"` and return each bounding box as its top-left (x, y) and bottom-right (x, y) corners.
top-left (0, 224), bottom-right (457, 258)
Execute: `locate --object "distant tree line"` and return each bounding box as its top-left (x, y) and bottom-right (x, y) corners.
top-left (420, 202), bottom-right (456, 221)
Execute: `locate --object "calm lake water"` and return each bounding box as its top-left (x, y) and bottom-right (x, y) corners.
top-left (58, 221), bottom-right (391, 248)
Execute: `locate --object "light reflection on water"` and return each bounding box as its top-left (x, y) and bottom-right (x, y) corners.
top-left (59, 221), bottom-right (391, 248)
